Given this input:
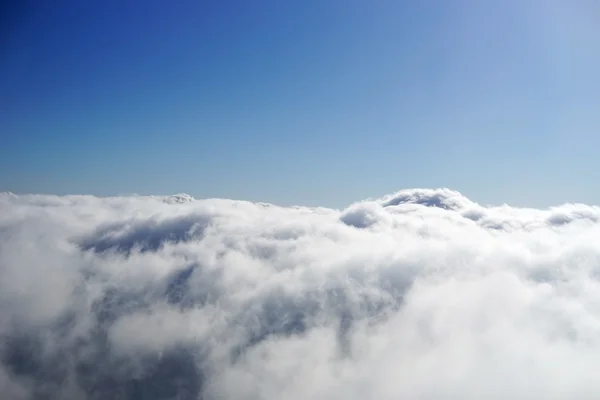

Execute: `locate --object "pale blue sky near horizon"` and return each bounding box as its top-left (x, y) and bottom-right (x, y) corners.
top-left (2, 0), bottom-right (600, 208)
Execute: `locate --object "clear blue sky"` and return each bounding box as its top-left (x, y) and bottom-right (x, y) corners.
top-left (2, 0), bottom-right (600, 208)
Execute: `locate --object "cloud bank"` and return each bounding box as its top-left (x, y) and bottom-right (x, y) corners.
top-left (2, 188), bottom-right (600, 399)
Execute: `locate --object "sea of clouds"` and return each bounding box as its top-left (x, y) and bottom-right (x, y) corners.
top-left (2, 188), bottom-right (600, 399)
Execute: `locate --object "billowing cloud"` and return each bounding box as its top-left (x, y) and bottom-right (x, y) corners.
top-left (2, 188), bottom-right (600, 399)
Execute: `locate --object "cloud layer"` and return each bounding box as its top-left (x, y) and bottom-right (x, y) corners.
top-left (2, 188), bottom-right (600, 399)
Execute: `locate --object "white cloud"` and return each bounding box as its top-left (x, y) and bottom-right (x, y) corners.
top-left (2, 188), bottom-right (600, 399)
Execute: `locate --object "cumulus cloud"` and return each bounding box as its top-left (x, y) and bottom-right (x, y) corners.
top-left (2, 188), bottom-right (600, 399)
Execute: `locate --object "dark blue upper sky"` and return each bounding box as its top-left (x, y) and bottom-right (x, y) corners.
top-left (2, 0), bottom-right (600, 207)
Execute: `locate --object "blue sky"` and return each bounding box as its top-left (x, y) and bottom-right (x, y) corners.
top-left (2, 0), bottom-right (600, 208)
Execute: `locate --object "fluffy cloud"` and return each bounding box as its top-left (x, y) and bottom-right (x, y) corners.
top-left (2, 188), bottom-right (600, 399)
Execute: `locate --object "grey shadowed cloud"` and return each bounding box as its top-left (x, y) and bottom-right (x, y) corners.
top-left (2, 188), bottom-right (600, 399)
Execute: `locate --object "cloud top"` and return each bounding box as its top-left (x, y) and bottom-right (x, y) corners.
top-left (2, 189), bottom-right (600, 399)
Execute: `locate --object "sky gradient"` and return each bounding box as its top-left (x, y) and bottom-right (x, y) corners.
top-left (2, 0), bottom-right (600, 208)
